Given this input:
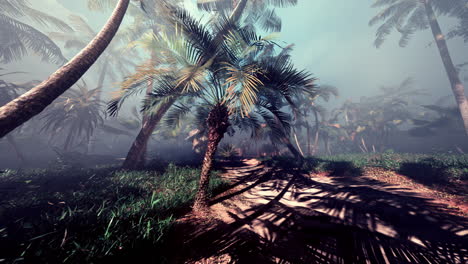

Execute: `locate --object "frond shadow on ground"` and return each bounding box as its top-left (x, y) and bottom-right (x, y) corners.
top-left (167, 161), bottom-right (467, 264)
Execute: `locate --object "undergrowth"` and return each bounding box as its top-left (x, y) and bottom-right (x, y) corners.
top-left (0, 164), bottom-right (226, 263)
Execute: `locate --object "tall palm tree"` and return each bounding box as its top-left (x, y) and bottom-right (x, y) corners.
top-left (113, 0), bottom-right (250, 169)
top-left (120, 10), bottom-right (314, 212)
top-left (0, 0), bottom-right (132, 138)
top-left (369, 0), bottom-right (468, 135)
top-left (0, 0), bottom-right (72, 64)
top-left (114, 0), bottom-right (300, 169)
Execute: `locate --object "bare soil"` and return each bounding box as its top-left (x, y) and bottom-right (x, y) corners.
top-left (167, 159), bottom-right (468, 264)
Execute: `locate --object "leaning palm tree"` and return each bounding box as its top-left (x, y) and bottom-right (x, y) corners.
top-left (369, 0), bottom-right (468, 135)
top-left (118, 10), bottom-right (315, 212)
top-left (0, 0), bottom-right (71, 64)
top-left (0, 0), bottom-right (133, 138)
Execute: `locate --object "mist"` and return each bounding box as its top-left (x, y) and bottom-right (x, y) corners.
top-left (0, 0), bottom-right (467, 262)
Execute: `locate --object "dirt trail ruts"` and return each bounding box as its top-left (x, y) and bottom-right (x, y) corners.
top-left (170, 159), bottom-right (468, 264)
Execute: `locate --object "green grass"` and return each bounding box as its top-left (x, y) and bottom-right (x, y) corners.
top-left (262, 153), bottom-right (468, 183)
top-left (308, 153), bottom-right (468, 182)
top-left (0, 164), bottom-right (227, 263)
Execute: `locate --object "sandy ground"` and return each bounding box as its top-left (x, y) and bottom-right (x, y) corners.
top-left (169, 159), bottom-right (467, 264)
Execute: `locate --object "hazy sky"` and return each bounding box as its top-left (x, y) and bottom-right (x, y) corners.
top-left (5, 0), bottom-right (468, 108)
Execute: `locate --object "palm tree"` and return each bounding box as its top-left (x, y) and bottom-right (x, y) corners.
top-left (369, 0), bottom-right (468, 135)
top-left (0, 0), bottom-right (72, 64)
top-left (122, 10), bottom-right (314, 212)
top-left (293, 84), bottom-right (338, 155)
top-left (0, 0), bottom-right (132, 138)
top-left (197, 0), bottom-right (298, 32)
top-left (40, 82), bottom-right (104, 152)
top-left (0, 70), bottom-right (39, 163)
top-left (112, 0), bottom-right (250, 169)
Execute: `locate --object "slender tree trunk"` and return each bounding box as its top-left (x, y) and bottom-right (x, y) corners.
top-left (311, 110), bottom-right (320, 155)
top-left (293, 130), bottom-right (305, 157)
top-left (0, 0), bottom-right (130, 138)
top-left (306, 122), bottom-right (311, 156)
top-left (281, 137), bottom-right (304, 161)
top-left (312, 128), bottom-right (320, 155)
top-left (6, 135), bottom-right (26, 164)
top-left (122, 98), bottom-right (175, 169)
top-left (424, 1), bottom-right (468, 135)
top-left (193, 105), bottom-right (229, 213)
top-left (122, 0), bottom-right (250, 169)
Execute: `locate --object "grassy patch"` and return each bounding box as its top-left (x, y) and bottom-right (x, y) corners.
top-left (0, 164), bottom-right (226, 263)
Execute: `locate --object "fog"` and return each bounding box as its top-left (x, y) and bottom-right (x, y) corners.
top-left (1, 0), bottom-right (467, 168)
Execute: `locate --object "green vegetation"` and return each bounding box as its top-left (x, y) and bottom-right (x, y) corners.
top-left (0, 165), bottom-right (226, 263)
top-left (263, 153), bottom-right (468, 184)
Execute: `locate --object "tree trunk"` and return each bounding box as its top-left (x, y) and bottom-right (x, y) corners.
top-left (281, 137), bottom-right (304, 161)
top-left (0, 0), bottom-right (130, 139)
top-left (122, 98), bottom-right (175, 169)
top-left (193, 104), bottom-right (229, 213)
top-left (121, 0), bottom-right (250, 169)
top-left (293, 130), bottom-right (305, 157)
top-left (311, 110), bottom-right (320, 155)
top-left (306, 122), bottom-right (311, 156)
top-left (424, 1), bottom-right (468, 135)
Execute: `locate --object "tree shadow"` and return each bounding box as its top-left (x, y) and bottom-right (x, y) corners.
top-left (169, 164), bottom-right (467, 264)
top-left (398, 158), bottom-right (468, 196)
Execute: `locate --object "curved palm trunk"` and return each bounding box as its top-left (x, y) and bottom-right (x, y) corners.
top-left (281, 136), bottom-right (304, 162)
top-left (0, 0), bottom-right (130, 138)
top-left (424, 1), bottom-right (468, 135)
top-left (122, 0), bottom-right (250, 169)
top-left (122, 98), bottom-right (175, 169)
top-left (193, 104), bottom-right (229, 213)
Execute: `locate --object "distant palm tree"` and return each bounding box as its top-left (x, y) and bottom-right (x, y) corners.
top-left (41, 82), bottom-right (104, 152)
top-left (0, 70), bottom-right (39, 163)
top-left (293, 84), bottom-right (338, 155)
top-left (197, 0), bottom-right (298, 32)
top-left (0, 0), bottom-right (132, 138)
top-left (0, 0), bottom-right (72, 63)
top-left (369, 0), bottom-right (468, 136)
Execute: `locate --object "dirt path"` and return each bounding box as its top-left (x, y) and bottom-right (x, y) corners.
top-left (170, 159), bottom-right (467, 264)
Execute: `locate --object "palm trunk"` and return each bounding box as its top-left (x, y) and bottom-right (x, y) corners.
top-left (122, 0), bottom-right (250, 169)
top-left (306, 122), bottom-right (311, 156)
top-left (424, 1), bottom-right (468, 135)
top-left (122, 98), bottom-right (175, 169)
top-left (293, 130), bottom-right (305, 157)
top-left (193, 105), bottom-right (229, 213)
top-left (311, 110), bottom-right (320, 155)
top-left (0, 0), bottom-right (130, 139)
top-left (281, 137), bottom-right (304, 161)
